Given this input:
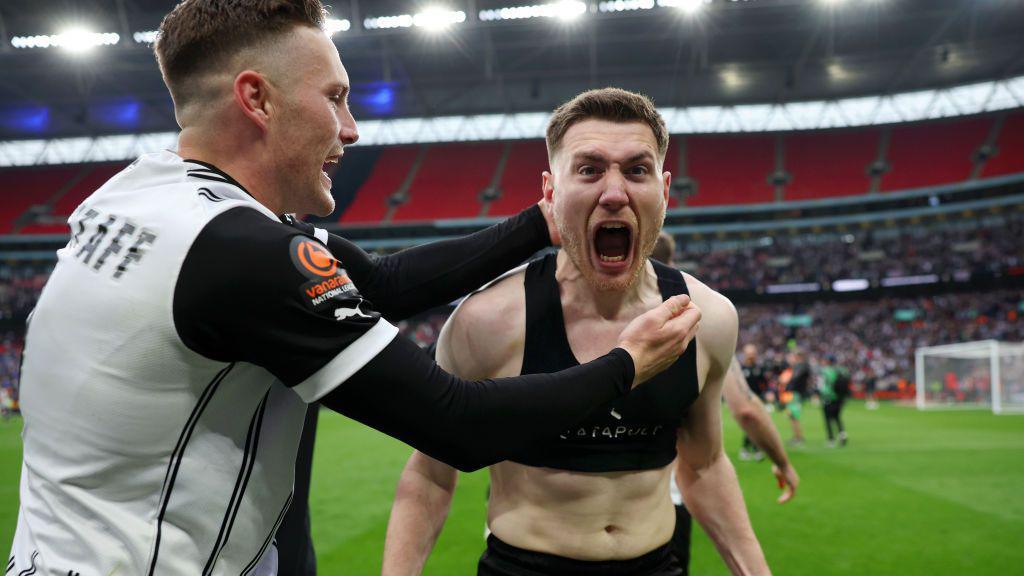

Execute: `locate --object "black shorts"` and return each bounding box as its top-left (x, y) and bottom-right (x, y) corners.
top-left (478, 534), bottom-right (683, 576)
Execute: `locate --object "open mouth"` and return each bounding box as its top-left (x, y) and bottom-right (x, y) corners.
top-left (321, 155), bottom-right (341, 186)
top-left (592, 222), bottom-right (634, 269)
top-left (322, 154), bottom-right (340, 174)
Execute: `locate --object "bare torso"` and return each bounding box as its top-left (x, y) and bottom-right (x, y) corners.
top-left (478, 252), bottom-right (706, 560)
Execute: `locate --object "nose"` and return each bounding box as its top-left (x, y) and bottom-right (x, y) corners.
top-left (598, 170), bottom-right (629, 211)
top-left (338, 106), bottom-right (359, 146)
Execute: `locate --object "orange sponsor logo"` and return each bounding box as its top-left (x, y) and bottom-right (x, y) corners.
top-left (296, 240), bottom-right (337, 278)
top-left (305, 274), bottom-right (353, 299)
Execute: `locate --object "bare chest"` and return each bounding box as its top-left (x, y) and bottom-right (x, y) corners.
top-left (561, 300), bottom-right (658, 364)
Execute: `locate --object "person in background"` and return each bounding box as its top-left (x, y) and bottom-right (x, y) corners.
top-left (818, 355), bottom-right (850, 447)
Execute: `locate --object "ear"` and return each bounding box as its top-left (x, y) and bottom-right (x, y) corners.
top-left (233, 70), bottom-right (272, 133)
top-left (662, 170), bottom-right (672, 206)
top-left (539, 171), bottom-right (560, 246)
top-left (542, 170), bottom-right (555, 203)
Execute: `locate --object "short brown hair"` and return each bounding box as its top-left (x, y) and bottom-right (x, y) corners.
top-left (156, 0), bottom-right (326, 106)
top-left (546, 87), bottom-right (669, 162)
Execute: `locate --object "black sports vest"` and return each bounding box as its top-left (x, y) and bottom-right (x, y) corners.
top-left (510, 253), bottom-right (700, 473)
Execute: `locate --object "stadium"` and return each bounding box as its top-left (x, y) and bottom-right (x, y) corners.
top-left (1, 0), bottom-right (1022, 574)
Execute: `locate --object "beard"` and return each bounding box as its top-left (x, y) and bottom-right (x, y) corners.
top-left (555, 203), bottom-right (666, 293)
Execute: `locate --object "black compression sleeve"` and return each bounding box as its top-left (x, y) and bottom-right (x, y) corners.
top-left (320, 335), bottom-right (635, 472)
top-left (323, 205), bottom-right (549, 320)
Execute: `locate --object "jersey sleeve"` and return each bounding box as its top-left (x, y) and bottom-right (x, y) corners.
top-left (173, 206), bottom-right (397, 402)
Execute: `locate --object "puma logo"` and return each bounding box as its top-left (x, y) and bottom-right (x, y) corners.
top-left (334, 303), bottom-right (372, 321)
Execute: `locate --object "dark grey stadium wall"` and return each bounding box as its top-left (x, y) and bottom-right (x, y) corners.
top-left (306, 146), bottom-right (382, 224)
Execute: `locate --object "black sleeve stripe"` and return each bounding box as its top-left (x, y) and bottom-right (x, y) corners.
top-left (187, 173), bottom-right (233, 185)
top-left (241, 492), bottom-right (293, 575)
top-left (202, 390), bottom-right (269, 575)
top-left (15, 551), bottom-right (37, 576)
top-left (147, 364), bottom-right (235, 576)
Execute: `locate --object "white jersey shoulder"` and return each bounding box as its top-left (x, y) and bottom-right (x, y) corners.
top-left (11, 151), bottom-right (316, 575)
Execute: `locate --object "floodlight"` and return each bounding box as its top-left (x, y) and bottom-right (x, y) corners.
top-left (413, 7), bottom-right (467, 31)
top-left (720, 66), bottom-right (746, 90)
top-left (132, 30), bottom-right (159, 44)
top-left (598, 0), bottom-right (655, 13)
top-left (658, 0), bottom-right (709, 14)
top-left (553, 1), bottom-right (588, 20)
top-left (827, 61), bottom-right (851, 81)
top-left (11, 29), bottom-right (119, 51)
top-left (364, 15), bottom-right (414, 30)
top-left (480, 1), bottom-right (587, 22)
top-left (325, 18), bottom-right (351, 36)
top-left (57, 28), bottom-right (119, 53)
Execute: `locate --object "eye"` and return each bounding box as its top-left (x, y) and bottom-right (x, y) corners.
top-left (629, 165), bottom-right (650, 176)
top-left (578, 165), bottom-right (598, 176)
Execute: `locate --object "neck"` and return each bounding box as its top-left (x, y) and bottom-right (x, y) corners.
top-left (554, 250), bottom-right (652, 320)
top-left (177, 126), bottom-right (284, 215)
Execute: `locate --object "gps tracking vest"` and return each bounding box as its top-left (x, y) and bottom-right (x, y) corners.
top-left (512, 253), bottom-right (700, 473)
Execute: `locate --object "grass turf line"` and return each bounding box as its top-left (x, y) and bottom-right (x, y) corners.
top-left (1, 403), bottom-right (1022, 574)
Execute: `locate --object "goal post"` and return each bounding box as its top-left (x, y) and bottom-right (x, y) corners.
top-left (915, 340), bottom-right (1024, 414)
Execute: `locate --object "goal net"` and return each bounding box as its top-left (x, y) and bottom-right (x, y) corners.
top-left (915, 340), bottom-right (1024, 414)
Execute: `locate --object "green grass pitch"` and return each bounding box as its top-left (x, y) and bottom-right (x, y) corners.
top-left (2, 402), bottom-right (1023, 574)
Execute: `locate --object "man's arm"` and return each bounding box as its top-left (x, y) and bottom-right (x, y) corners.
top-left (723, 358), bottom-right (799, 504)
top-left (675, 284), bottom-right (770, 576)
top-left (177, 208), bottom-right (700, 472)
top-left (383, 451), bottom-right (458, 576)
top-left (381, 296), bottom-right (504, 576)
top-left (320, 204), bottom-right (553, 320)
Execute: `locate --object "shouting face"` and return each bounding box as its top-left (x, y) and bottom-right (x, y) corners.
top-left (545, 119), bottom-right (670, 292)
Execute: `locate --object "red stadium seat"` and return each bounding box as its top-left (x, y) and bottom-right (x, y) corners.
top-left (487, 140), bottom-right (549, 217)
top-left (392, 143), bottom-right (504, 222)
top-left (982, 112), bottom-right (1024, 178)
top-left (340, 146), bottom-right (422, 224)
top-left (785, 129), bottom-right (878, 200)
top-left (0, 166), bottom-right (81, 234)
top-left (880, 118), bottom-right (991, 191)
top-left (686, 135), bottom-right (775, 205)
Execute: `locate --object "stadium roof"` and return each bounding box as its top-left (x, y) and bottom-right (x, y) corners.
top-left (0, 0), bottom-right (1022, 140)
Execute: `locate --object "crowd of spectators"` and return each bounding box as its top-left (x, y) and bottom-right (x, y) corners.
top-left (737, 289), bottom-right (1024, 392)
top-left (0, 263), bottom-right (51, 322)
top-left (677, 212), bottom-right (1023, 291)
top-left (0, 331), bottom-right (22, 417)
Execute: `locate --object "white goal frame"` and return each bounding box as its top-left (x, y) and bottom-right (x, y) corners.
top-left (915, 340), bottom-right (1024, 415)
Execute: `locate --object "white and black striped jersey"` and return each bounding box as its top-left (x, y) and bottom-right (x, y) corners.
top-left (9, 150), bottom-right (398, 575)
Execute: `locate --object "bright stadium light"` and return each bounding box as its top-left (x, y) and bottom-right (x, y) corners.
top-left (325, 18), bottom-right (352, 35)
top-left (364, 14), bottom-right (415, 30)
top-left (720, 66), bottom-right (747, 90)
top-left (413, 7), bottom-right (467, 31)
top-left (365, 8), bottom-right (465, 31)
top-left (479, 1), bottom-right (587, 22)
top-left (553, 1), bottom-right (588, 20)
top-left (827, 61), bottom-right (852, 82)
top-left (658, 0), bottom-right (710, 14)
top-left (11, 28), bottom-right (120, 52)
top-left (132, 30), bottom-right (159, 44)
top-left (599, 0), bottom-right (655, 13)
